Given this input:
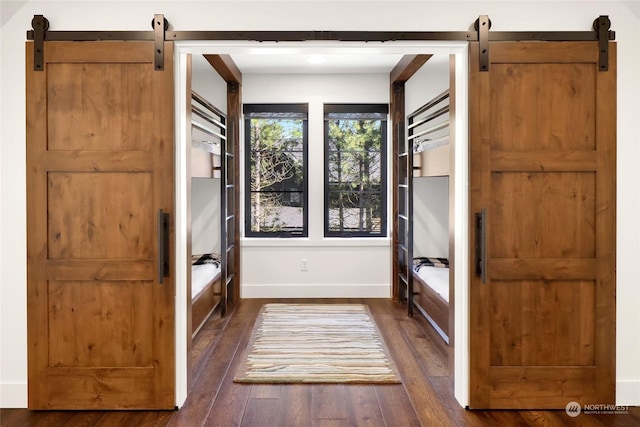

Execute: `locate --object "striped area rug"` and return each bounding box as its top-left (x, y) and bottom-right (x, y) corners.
top-left (233, 303), bottom-right (401, 384)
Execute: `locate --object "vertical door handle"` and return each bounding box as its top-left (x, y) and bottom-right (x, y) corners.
top-left (157, 209), bottom-right (170, 283)
top-left (475, 208), bottom-right (487, 283)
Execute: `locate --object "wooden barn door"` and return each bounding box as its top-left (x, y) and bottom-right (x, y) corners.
top-left (26, 41), bottom-right (175, 409)
top-left (469, 41), bottom-right (616, 409)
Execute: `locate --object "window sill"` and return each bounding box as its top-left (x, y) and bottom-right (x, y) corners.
top-left (241, 237), bottom-right (391, 248)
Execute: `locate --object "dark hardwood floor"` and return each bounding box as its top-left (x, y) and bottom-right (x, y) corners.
top-left (2, 298), bottom-right (638, 426)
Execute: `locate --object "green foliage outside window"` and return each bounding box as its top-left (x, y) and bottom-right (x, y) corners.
top-left (244, 105), bottom-right (308, 237)
top-left (325, 104), bottom-right (388, 237)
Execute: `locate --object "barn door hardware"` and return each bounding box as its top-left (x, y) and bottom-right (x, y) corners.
top-left (594, 15), bottom-right (611, 71)
top-left (27, 14), bottom-right (169, 71)
top-left (152, 14), bottom-right (168, 71)
top-left (157, 209), bottom-right (170, 284)
top-left (31, 15), bottom-right (49, 71)
top-left (472, 15), bottom-right (614, 72)
top-left (474, 16), bottom-right (491, 72)
top-left (475, 209), bottom-right (487, 284)
top-left (28, 14), bottom-right (615, 72)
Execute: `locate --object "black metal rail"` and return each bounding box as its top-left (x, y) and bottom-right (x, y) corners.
top-left (27, 15), bottom-right (615, 72)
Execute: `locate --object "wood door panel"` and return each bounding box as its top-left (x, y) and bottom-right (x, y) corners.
top-left (489, 258), bottom-right (597, 281)
top-left (45, 42), bottom-right (155, 63)
top-left (27, 41), bottom-right (175, 409)
top-left (46, 151), bottom-right (154, 172)
top-left (490, 280), bottom-right (595, 367)
top-left (490, 41), bottom-right (599, 64)
top-left (48, 280), bottom-right (153, 367)
top-left (46, 374), bottom-right (155, 409)
top-left (490, 64), bottom-right (596, 151)
top-left (469, 41), bottom-right (616, 409)
top-left (47, 260), bottom-right (154, 281)
top-left (48, 172), bottom-right (153, 259)
top-left (490, 172), bottom-right (595, 258)
top-left (491, 150), bottom-right (597, 172)
top-left (489, 367), bottom-right (596, 408)
top-left (47, 63), bottom-right (152, 151)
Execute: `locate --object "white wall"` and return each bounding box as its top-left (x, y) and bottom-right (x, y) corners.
top-left (191, 178), bottom-right (221, 256)
top-left (190, 54), bottom-right (225, 256)
top-left (406, 54), bottom-right (451, 125)
top-left (2, 0), bottom-right (639, 409)
top-left (192, 54), bottom-right (227, 114)
top-left (241, 73), bottom-right (391, 298)
top-left (190, 54), bottom-right (226, 178)
top-left (406, 55), bottom-right (451, 259)
top-left (412, 177), bottom-right (449, 259)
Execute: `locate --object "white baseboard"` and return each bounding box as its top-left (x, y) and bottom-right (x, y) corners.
top-left (616, 380), bottom-right (640, 406)
top-left (0, 382), bottom-right (27, 408)
top-left (241, 283), bottom-right (391, 299)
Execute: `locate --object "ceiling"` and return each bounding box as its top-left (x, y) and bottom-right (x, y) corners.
top-left (192, 51), bottom-right (420, 75)
top-left (228, 52), bottom-right (406, 74)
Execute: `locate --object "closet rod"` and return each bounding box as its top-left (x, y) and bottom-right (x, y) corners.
top-left (193, 105), bottom-right (226, 130)
top-left (192, 121), bottom-right (226, 141)
top-left (413, 135), bottom-right (449, 153)
top-left (407, 105), bottom-right (449, 131)
top-left (408, 89), bottom-right (449, 119)
top-left (191, 90), bottom-right (227, 142)
top-left (407, 121), bottom-right (448, 142)
top-left (192, 91), bottom-right (226, 119)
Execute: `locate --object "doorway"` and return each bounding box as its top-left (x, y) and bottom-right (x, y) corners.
top-left (173, 40), bottom-right (471, 407)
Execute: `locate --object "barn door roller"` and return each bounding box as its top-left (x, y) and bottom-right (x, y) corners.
top-left (594, 15), bottom-right (611, 71)
top-left (28, 14), bottom-right (615, 72)
top-left (31, 15), bottom-right (49, 71)
top-left (475, 16), bottom-right (491, 72)
top-left (153, 14), bottom-right (168, 71)
top-left (473, 14), bottom-right (611, 72)
top-left (29, 14), bottom-right (169, 71)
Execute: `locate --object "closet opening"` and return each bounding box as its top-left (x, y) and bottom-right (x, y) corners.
top-left (403, 54), bottom-right (453, 346)
top-left (180, 52), bottom-right (241, 392)
top-left (174, 41), bottom-right (470, 407)
top-left (189, 75), bottom-right (225, 338)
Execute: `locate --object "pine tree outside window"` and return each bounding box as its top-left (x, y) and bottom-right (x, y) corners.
top-left (324, 104), bottom-right (388, 237)
top-left (244, 104), bottom-right (308, 237)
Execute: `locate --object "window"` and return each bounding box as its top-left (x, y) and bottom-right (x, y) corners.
top-left (244, 104), bottom-right (308, 237)
top-left (324, 104), bottom-right (388, 237)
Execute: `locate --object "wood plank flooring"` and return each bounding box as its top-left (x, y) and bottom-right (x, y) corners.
top-left (1, 298), bottom-right (638, 426)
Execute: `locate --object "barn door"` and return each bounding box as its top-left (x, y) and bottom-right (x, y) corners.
top-left (469, 41), bottom-right (616, 409)
top-left (26, 41), bottom-right (175, 409)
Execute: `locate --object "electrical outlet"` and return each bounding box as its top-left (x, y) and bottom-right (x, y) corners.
top-left (300, 258), bottom-right (309, 271)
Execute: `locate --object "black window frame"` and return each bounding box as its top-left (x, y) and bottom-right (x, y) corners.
top-left (323, 103), bottom-right (389, 238)
top-left (243, 103), bottom-right (309, 238)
